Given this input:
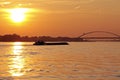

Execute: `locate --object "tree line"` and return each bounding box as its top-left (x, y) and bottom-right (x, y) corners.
top-left (0, 34), bottom-right (83, 42)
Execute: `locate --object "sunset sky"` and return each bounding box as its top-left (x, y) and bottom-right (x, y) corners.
top-left (0, 0), bottom-right (120, 37)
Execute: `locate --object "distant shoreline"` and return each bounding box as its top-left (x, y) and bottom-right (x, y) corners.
top-left (0, 34), bottom-right (120, 42)
top-left (0, 34), bottom-right (83, 42)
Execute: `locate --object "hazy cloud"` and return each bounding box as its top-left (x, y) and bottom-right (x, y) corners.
top-left (0, 1), bottom-right (11, 7)
top-left (0, 0), bottom-right (120, 14)
top-left (0, 0), bottom-right (95, 8)
top-left (0, 0), bottom-right (32, 8)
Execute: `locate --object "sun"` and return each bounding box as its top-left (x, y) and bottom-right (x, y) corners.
top-left (9, 8), bottom-right (29, 23)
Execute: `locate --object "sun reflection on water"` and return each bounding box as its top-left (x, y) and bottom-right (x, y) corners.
top-left (9, 42), bottom-right (25, 77)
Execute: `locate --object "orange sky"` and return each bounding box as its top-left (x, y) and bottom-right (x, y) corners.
top-left (0, 0), bottom-right (120, 37)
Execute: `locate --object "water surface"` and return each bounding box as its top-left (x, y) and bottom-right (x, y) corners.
top-left (0, 42), bottom-right (120, 80)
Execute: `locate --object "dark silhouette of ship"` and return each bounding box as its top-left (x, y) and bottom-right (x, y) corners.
top-left (33, 41), bottom-right (69, 45)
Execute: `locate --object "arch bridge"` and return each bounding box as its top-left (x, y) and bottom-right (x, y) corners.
top-left (79, 31), bottom-right (120, 41)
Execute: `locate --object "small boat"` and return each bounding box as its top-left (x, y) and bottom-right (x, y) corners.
top-left (33, 41), bottom-right (69, 45)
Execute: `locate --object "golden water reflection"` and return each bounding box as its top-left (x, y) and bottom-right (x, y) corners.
top-left (9, 42), bottom-right (25, 77)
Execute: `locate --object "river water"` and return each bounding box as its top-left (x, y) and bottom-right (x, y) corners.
top-left (0, 42), bottom-right (120, 80)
